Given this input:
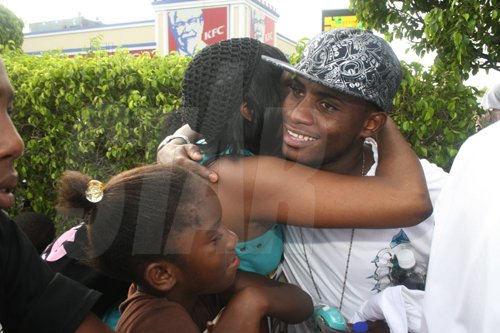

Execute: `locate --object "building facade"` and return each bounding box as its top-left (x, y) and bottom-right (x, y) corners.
top-left (23, 0), bottom-right (297, 57)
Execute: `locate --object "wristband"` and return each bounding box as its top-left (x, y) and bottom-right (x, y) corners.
top-left (157, 134), bottom-right (192, 152)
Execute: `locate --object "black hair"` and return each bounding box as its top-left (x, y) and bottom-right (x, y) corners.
top-left (56, 164), bottom-right (208, 288)
top-left (181, 38), bottom-right (288, 161)
top-left (13, 211), bottom-right (55, 254)
top-left (235, 43), bottom-right (287, 155)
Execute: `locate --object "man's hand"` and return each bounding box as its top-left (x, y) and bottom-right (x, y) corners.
top-left (157, 140), bottom-right (218, 183)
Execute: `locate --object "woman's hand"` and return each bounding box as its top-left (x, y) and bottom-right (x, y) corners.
top-left (156, 138), bottom-right (218, 183)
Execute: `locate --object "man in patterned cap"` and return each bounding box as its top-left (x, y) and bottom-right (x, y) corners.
top-left (262, 28), bottom-right (447, 332)
top-left (158, 29), bottom-right (447, 331)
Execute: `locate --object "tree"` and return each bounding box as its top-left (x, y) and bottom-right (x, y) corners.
top-left (392, 60), bottom-right (479, 170)
top-left (0, 4), bottom-right (24, 50)
top-left (352, 0), bottom-right (499, 79)
top-left (345, 0), bottom-right (493, 170)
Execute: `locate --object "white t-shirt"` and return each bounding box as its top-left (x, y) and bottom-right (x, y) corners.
top-left (282, 138), bottom-right (448, 331)
top-left (421, 121), bottom-right (500, 333)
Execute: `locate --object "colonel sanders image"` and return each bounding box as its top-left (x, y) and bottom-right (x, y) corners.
top-left (168, 8), bottom-right (207, 56)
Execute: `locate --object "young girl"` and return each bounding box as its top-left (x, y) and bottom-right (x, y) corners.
top-left (56, 164), bottom-right (312, 332)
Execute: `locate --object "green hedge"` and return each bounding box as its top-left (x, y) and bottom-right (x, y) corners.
top-left (4, 48), bottom-right (189, 231)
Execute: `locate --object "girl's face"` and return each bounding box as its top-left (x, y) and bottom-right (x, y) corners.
top-left (174, 184), bottom-right (239, 295)
top-left (0, 61), bottom-right (24, 210)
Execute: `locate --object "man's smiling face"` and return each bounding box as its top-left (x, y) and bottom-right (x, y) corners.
top-left (281, 73), bottom-right (374, 168)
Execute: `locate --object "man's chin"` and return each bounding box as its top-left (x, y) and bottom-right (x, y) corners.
top-left (283, 150), bottom-right (321, 167)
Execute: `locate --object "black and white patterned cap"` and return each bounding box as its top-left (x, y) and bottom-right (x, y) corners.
top-left (262, 28), bottom-right (402, 112)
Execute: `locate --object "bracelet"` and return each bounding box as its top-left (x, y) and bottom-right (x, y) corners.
top-left (157, 134), bottom-right (191, 152)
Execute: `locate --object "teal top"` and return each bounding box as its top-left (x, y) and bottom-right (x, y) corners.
top-left (200, 145), bottom-right (284, 275)
top-left (199, 144), bottom-right (253, 166)
top-left (101, 304), bottom-right (121, 330)
top-left (236, 224), bottom-right (284, 276)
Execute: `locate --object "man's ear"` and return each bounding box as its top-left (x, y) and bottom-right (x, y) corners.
top-left (144, 262), bottom-right (178, 292)
top-left (361, 112), bottom-right (387, 138)
top-left (240, 102), bottom-right (252, 121)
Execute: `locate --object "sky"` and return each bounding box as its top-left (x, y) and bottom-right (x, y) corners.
top-left (2, 0), bottom-right (498, 88)
top-left (1, 0), bottom-right (333, 40)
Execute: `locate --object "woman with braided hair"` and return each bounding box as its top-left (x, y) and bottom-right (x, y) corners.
top-left (157, 37), bottom-right (432, 279)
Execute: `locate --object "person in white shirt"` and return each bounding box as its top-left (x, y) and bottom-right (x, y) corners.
top-left (421, 120), bottom-right (500, 332)
top-left (479, 82), bottom-right (500, 127)
top-left (262, 28), bottom-right (448, 331)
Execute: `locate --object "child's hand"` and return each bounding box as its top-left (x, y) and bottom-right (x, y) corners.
top-left (211, 270), bottom-right (313, 332)
top-left (209, 287), bottom-right (268, 333)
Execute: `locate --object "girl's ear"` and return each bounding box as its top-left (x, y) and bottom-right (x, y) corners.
top-left (144, 262), bottom-right (178, 292)
top-left (240, 102), bottom-right (252, 121)
top-left (361, 112), bottom-right (387, 138)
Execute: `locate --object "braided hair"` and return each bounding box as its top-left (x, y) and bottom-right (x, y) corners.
top-left (182, 38), bottom-right (288, 157)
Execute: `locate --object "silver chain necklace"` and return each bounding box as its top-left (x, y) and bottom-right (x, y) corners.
top-left (300, 149), bottom-right (366, 312)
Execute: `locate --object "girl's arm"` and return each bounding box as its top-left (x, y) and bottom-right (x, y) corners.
top-left (157, 119), bottom-right (432, 228)
top-left (213, 117), bottom-right (432, 228)
top-left (211, 271), bottom-right (313, 332)
top-left (74, 313), bottom-right (114, 333)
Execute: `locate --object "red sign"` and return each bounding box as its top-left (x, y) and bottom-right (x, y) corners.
top-left (264, 16), bottom-right (275, 45)
top-left (250, 9), bottom-right (275, 46)
top-left (168, 7), bottom-right (228, 56)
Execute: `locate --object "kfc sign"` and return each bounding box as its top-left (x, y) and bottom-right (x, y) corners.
top-left (168, 7), bottom-right (228, 56)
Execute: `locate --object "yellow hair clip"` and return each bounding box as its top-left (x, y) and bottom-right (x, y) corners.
top-left (85, 180), bottom-right (106, 203)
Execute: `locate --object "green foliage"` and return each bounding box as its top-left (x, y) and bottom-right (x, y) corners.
top-left (0, 4), bottom-right (24, 50)
top-left (393, 61), bottom-right (480, 170)
top-left (288, 38), bottom-right (310, 65)
top-left (351, 0), bottom-right (500, 79)
top-left (349, 0), bottom-right (492, 168)
top-left (3, 49), bottom-right (189, 231)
